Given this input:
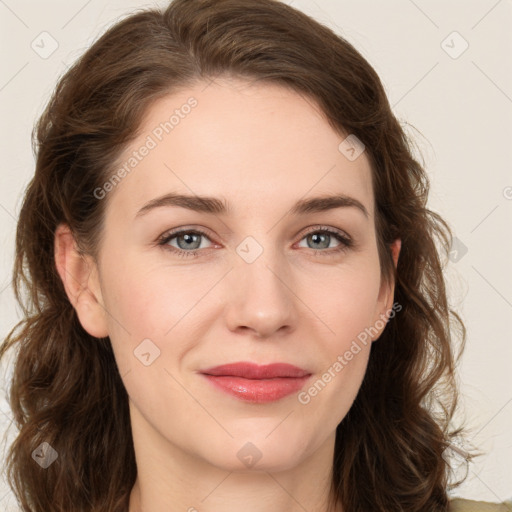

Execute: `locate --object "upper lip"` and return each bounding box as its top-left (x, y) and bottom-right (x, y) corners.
top-left (200, 362), bottom-right (311, 379)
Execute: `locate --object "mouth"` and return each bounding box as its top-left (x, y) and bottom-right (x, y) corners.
top-left (199, 362), bottom-right (312, 403)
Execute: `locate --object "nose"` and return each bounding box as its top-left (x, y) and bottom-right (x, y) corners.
top-left (223, 246), bottom-right (297, 339)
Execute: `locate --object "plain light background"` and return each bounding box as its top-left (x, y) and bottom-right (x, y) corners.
top-left (1, 0), bottom-right (511, 509)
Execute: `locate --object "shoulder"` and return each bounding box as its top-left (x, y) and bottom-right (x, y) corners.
top-left (450, 498), bottom-right (512, 511)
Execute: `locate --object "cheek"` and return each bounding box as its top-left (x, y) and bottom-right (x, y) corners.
top-left (100, 249), bottom-right (198, 331)
top-left (295, 255), bottom-right (381, 413)
top-left (297, 270), bottom-right (379, 432)
top-left (98, 250), bottom-right (222, 375)
top-left (311, 257), bottom-right (382, 348)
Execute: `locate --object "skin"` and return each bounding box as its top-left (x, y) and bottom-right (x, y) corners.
top-left (55, 77), bottom-right (400, 512)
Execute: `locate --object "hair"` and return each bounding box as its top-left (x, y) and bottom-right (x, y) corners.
top-left (0, 0), bottom-right (471, 510)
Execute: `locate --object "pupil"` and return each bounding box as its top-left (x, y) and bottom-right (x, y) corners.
top-left (181, 233), bottom-right (198, 249)
top-left (311, 233), bottom-right (328, 248)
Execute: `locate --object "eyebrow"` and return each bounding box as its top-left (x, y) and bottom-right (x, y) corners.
top-left (135, 193), bottom-right (369, 219)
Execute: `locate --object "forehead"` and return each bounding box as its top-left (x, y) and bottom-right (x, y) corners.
top-left (106, 77), bottom-right (375, 220)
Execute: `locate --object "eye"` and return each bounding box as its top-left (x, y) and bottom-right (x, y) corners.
top-left (296, 226), bottom-right (353, 257)
top-left (158, 228), bottom-right (213, 258)
top-left (157, 226), bottom-right (353, 259)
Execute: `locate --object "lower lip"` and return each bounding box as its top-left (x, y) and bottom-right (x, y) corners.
top-left (202, 375), bottom-right (311, 403)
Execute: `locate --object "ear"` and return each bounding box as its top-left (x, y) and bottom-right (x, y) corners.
top-left (54, 224), bottom-right (109, 338)
top-left (372, 238), bottom-right (401, 341)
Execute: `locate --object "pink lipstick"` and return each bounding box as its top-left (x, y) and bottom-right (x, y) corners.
top-left (199, 362), bottom-right (311, 403)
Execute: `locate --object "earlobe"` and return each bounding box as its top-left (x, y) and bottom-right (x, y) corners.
top-left (384, 237), bottom-right (401, 309)
top-left (391, 238), bottom-right (401, 269)
top-left (54, 224), bottom-right (109, 338)
top-left (372, 238), bottom-right (402, 342)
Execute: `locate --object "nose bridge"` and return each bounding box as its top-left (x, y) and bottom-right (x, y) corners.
top-left (234, 228), bottom-right (289, 287)
top-left (224, 231), bottom-right (297, 337)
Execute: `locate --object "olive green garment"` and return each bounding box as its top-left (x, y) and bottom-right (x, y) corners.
top-left (449, 498), bottom-right (512, 511)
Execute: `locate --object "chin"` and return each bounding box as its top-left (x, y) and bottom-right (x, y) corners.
top-left (204, 434), bottom-right (311, 473)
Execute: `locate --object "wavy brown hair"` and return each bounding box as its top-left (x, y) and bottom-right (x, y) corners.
top-left (0, 0), bottom-right (470, 510)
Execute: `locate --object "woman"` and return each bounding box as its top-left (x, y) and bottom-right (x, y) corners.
top-left (0, 0), bottom-right (509, 510)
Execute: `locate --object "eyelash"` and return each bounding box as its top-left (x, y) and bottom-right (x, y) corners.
top-left (157, 226), bottom-right (353, 259)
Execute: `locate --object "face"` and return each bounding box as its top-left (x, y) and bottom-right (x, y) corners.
top-left (75, 77), bottom-right (399, 473)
